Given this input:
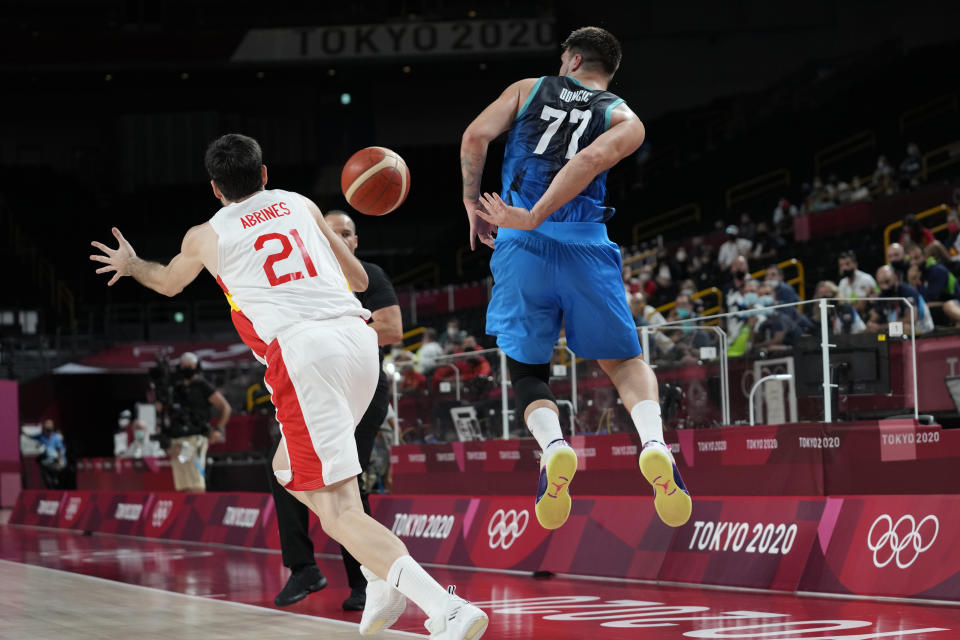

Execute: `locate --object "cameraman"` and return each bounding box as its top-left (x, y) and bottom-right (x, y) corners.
top-left (162, 352), bottom-right (231, 492)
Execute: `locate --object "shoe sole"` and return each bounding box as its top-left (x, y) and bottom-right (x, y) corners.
top-left (535, 447), bottom-right (577, 530)
top-left (639, 447), bottom-right (692, 527)
top-left (360, 595), bottom-right (406, 636)
top-left (461, 613), bottom-right (489, 640)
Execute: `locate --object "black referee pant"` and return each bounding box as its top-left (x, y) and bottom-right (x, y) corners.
top-left (269, 372), bottom-right (391, 591)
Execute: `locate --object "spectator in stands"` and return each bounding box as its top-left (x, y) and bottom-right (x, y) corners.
top-left (718, 225), bottom-right (752, 270)
top-left (810, 280), bottom-right (866, 335)
top-left (726, 276), bottom-right (758, 353)
top-left (649, 264), bottom-right (677, 308)
top-left (945, 209), bottom-right (960, 256)
top-left (382, 340), bottom-right (407, 372)
top-left (453, 335), bottom-right (491, 381)
top-left (440, 317), bottom-right (466, 350)
top-left (663, 293), bottom-right (712, 365)
top-left (837, 250), bottom-right (878, 312)
top-left (399, 362), bottom-right (427, 394)
top-left (847, 176), bottom-right (871, 203)
top-left (750, 222), bottom-right (779, 262)
top-left (908, 244), bottom-right (960, 327)
top-left (772, 197), bottom-right (798, 236)
top-left (925, 240), bottom-right (960, 277)
top-left (899, 143), bottom-right (923, 190)
top-left (871, 265), bottom-right (934, 335)
top-left (23, 418), bottom-right (66, 489)
top-left (751, 283), bottom-right (804, 353)
top-left (630, 291), bottom-right (673, 358)
top-left (886, 242), bottom-right (910, 281)
top-left (872, 155), bottom-right (896, 196)
top-left (415, 328), bottom-right (443, 375)
top-left (808, 176), bottom-right (836, 212)
top-left (764, 264), bottom-right (800, 304)
top-left (691, 244), bottom-right (721, 290)
top-left (722, 255), bottom-right (751, 302)
top-left (738, 213), bottom-right (756, 242)
top-left (898, 214), bottom-right (935, 248)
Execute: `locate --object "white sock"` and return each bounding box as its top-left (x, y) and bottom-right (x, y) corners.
top-left (526, 406), bottom-right (564, 451)
top-left (386, 555), bottom-right (449, 620)
top-left (631, 400), bottom-right (664, 445)
top-left (360, 565), bottom-right (381, 583)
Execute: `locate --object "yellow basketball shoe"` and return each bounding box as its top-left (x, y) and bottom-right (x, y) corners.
top-left (639, 440), bottom-right (692, 527)
top-left (534, 439), bottom-right (578, 530)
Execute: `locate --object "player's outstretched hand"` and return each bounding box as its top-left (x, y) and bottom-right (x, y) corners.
top-left (90, 227), bottom-right (137, 286)
top-left (464, 197), bottom-right (496, 250)
top-left (475, 192), bottom-right (539, 231)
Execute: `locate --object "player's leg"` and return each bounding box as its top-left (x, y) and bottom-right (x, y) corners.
top-left (506, 357), bottom-right (578, 530)
top-left (486, 232), bottom-right (575, 530)
top-left (597, 356), bottom-right (691, 527)
top-left (340, 375), bottom-right (389, 611)
top-left (273, 445), bottom-right (488, 639)
top-left (559, 236), bottom-right (691, 527)
top-left (269, 439), bottom-right (326, 607)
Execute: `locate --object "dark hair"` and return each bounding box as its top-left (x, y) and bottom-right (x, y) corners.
top-left (838, 250), bottom-right (857, 263)
top-left (424, 327), bottom-right (438, 341)
top-left (204, 133), bottom-right (264, 201)
top-left (561, 26), bottom-right (622, 76)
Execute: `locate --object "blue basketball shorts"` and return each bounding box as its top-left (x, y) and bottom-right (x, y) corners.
top-left (485, 221), bottom-right (642, 364)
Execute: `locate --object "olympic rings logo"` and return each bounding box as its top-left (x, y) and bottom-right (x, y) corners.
top-left (487, 509), bottom-right (529, 550)
top-left (867, 514), bottom-right (939, 569)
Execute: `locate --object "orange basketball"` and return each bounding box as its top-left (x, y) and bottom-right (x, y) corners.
top-left (340, 146), bottom-right (411, 216)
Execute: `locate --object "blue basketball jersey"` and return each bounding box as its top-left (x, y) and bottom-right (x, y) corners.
top-left (501, 76), bottom-right (625, 224)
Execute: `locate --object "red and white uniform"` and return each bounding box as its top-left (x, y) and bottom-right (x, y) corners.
top-left (210, 189), bottom-right (379, 490)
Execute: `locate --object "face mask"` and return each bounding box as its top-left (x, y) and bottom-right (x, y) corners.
top-left (732, 270), bottom-right (747, 280)
top-left (881, 287), bottom-right (896, 297)
top-left (681, 288), bottom-right (695, 296)
top-left (391, 346), bottom-right (403, 355)
top-left (178, 366), bottom-right (195, 379)
top-left (118, 417), bottom-right (130, 428)
top-left (676, 307), bottom-right (692, 320)
top-left (764, 279), bottom-right (779, 289)
top-left (675, 249), bottom-right (687, 262)
top-left (447, 328), bottom-right (458, 338)
top-left (758, 295), bottom-right (775, 307)
top-left (742, 292), bottom-right (758, 307)
top-left (841, 268), bottom-right (855, 279)
top-left (134, 429), bottom-right (146, 442)
top-left (893, 259), bottom-right (909, 272)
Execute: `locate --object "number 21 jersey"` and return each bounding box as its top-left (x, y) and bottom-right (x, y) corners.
top-left (209, 189), bottom-right (367, 359)
top-left (501, 76), bottom-right (625, 224)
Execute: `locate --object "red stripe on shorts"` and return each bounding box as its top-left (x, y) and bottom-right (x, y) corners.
top-left (215, 275), bottom-right (268, 360)
top-left (264, 339), bottom-right (326, 491)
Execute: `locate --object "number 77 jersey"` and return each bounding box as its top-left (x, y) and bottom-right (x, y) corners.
top-left (209, 189), bottom-right (369, 361)
top-left (501, 75), bottom-right (626, 224)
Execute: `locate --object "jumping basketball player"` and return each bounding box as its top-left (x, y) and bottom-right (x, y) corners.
top-left (90, 133), bottom-right (487, 640)
top-left (460, 27), bottom-right (692, 531)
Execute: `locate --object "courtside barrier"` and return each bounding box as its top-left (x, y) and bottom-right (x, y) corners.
top-left (11, 488), bottom-right (960, 601)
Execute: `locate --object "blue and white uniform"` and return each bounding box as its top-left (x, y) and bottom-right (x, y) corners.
top-left (486, 75), bottom-right (640, 363)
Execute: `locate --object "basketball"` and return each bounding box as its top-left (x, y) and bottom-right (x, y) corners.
top-left (340, 146), bottom-right (411, 216)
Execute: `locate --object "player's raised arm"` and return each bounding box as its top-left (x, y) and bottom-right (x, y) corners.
top-left (461, 77), bottom-right (539, 250)
top-left (304, 197), bottom-right (369, 292)
top-left (90, 225), bottom-right (209, 296)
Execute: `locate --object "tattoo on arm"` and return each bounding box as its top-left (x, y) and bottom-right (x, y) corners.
top-left (461, 149), bottom-right (486, 201)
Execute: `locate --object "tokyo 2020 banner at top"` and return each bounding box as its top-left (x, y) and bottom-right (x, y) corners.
top-left (231, 19), bottom-right (556, 62)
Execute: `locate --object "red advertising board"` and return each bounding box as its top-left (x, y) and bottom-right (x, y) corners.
top-left (800, 495), bottom-right (960, 601)
top-left (659, 496), bottom-right (825, 591)
top-left (11, 489), bottom-right (960, 601)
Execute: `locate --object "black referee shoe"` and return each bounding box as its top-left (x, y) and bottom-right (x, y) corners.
top-left (342, 587), bottom-right (366, 611)
top-left (274, 565), bottom-right (328, 607)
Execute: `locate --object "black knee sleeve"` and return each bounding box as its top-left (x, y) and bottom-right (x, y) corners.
top-left (507, 356), bottom-right (555, 418)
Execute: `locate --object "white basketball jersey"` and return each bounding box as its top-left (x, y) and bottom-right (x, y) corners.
top-left (209, 189), bottom-right (369, 356)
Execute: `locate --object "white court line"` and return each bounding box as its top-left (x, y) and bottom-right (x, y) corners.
top-left (0, 558), bottom-right (429, 638)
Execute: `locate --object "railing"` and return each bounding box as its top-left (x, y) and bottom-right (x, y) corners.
top-left (751, 258), bottom-right (806, 300)
top-left (631, 203), bottom-right (701, 244)
top-left (813, 130), bottom-right (876, 177)
top-left (882, 204), bottom-right (951, 253)
top-left (725, 169), bottom-right (791, 210)
top-left (922, 140), bottom-right (960, 181)
top-left (383, 297), bottom-right (921, 443)
top-left (622, 248), bottom-right (658, 269)
top-left (899, 93), bottom-right (958, 134)
top-left (656, 287), bottom-right (723, 318)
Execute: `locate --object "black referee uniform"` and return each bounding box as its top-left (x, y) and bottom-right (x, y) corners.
top-left (270, 260), bottom-right (397, 608)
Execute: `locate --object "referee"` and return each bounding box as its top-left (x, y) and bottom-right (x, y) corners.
top-left (270, 210), bottom-right (402, 609)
